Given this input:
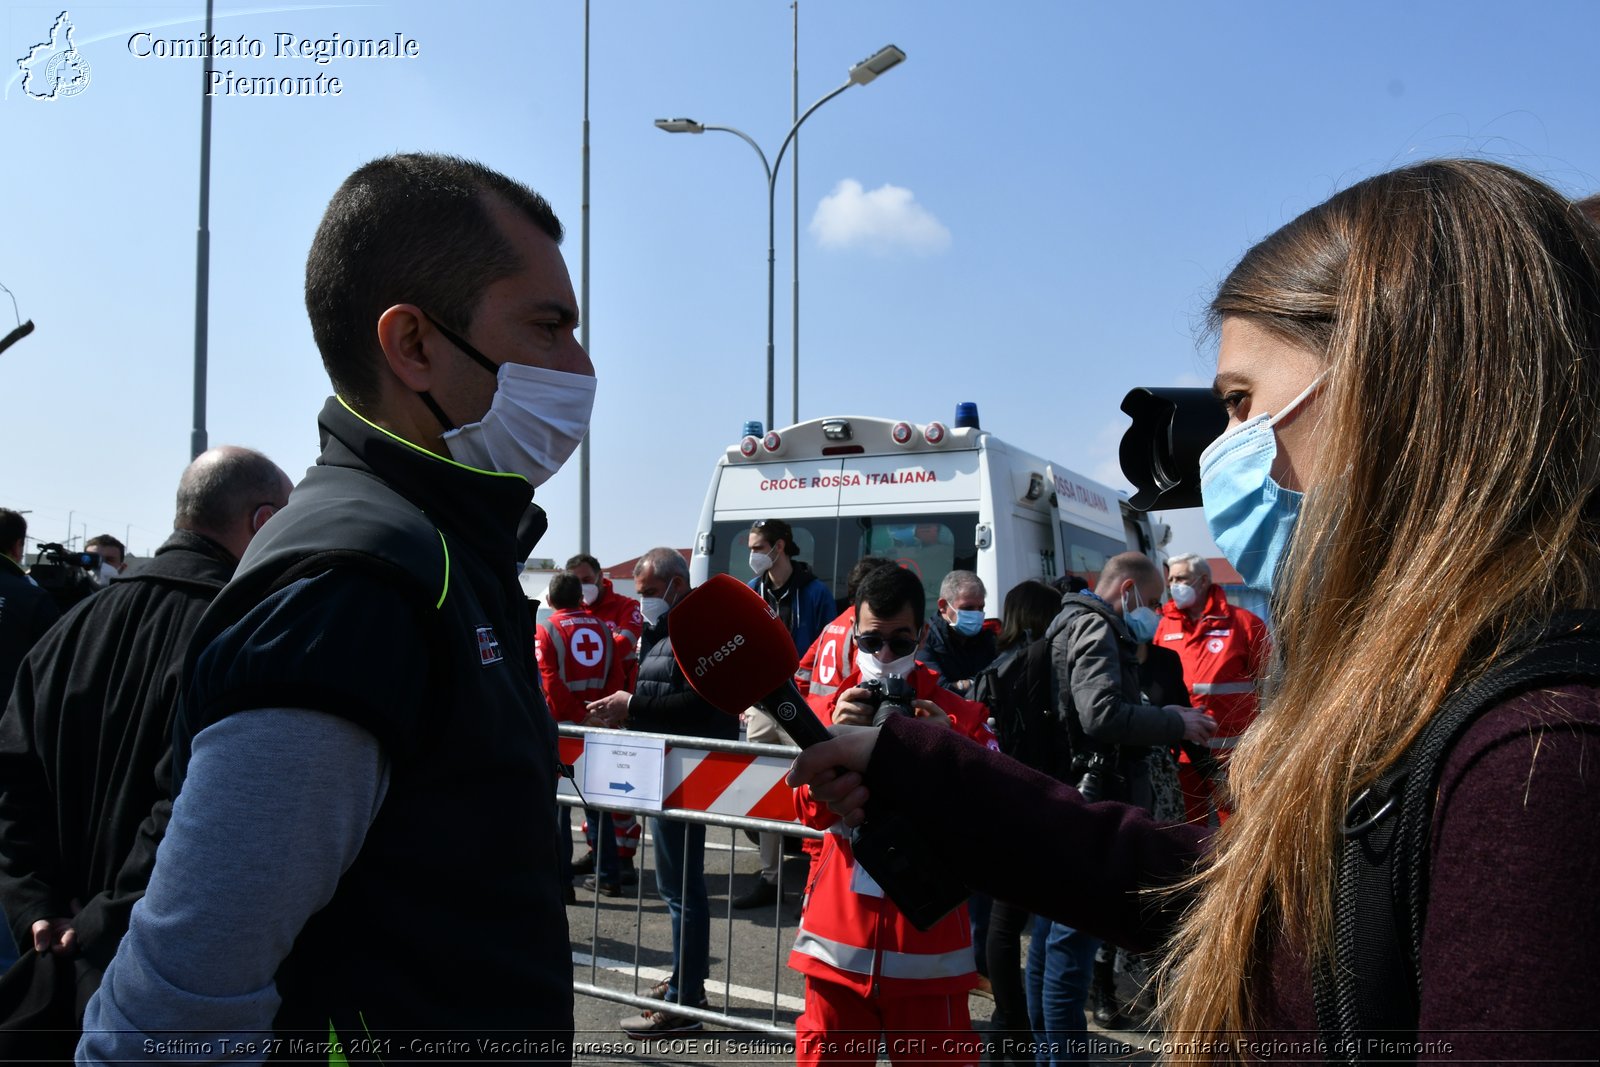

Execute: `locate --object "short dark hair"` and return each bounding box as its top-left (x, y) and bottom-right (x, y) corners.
top-left (751, 518), bottom-right (799, 557)
top-left (845, 556), bottom-right (895, 602)
top-left (546, 570), bottom-right (582, 610)
top-left (565, 553), bottom-right (602, 574)
top-left (175, 448), bottom-right (288, 533)
top-left (854, 563), bottom-right (926, 629)
top-left (85, 534), bottom-right (125, 555)
top-left (0, 509), bottom-right (26, 549)
top-left (304, 153), bottom-right (564, 407)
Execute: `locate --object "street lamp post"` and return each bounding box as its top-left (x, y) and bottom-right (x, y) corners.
top-left (655, 43), bottom-right (905, 432)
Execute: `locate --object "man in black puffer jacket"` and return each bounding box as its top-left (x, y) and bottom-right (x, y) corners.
top-left (587, 547), bottom-right (737, 1037)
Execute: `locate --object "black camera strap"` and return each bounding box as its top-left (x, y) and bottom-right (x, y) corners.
top-left (1313, 612), bottom-right (1600, 1064)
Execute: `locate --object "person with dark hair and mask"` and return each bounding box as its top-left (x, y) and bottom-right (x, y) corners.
top-left (79, 154), bottom-right (592, 1062)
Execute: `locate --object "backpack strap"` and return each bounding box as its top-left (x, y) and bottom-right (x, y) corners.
top-left (1314, 612), bottom-right (1600, 1063)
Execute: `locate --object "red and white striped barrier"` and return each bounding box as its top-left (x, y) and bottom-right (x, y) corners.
top-left (558, 733), bottom-right (798, 823)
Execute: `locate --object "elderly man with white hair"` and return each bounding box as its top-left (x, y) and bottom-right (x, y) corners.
top-left (1153, 552), bottom-right (1271, 825)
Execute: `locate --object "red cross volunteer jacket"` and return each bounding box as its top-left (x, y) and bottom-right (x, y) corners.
top-left (789, 663), bottom-right (998, 996)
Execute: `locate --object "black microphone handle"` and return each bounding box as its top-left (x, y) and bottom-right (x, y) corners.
top-left (753, 680), bottom-right (835, 749)
top-left (752, 676), bottom-right (969, 931)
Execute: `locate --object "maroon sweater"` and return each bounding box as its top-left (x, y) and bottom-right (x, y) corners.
top-left (867, 685), bottom-right (1600, 1061)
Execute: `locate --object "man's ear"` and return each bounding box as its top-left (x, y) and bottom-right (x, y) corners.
top-left (375, 304), bottom-right (437, 393)
top-left (936, 597), bottom-right (950, 615)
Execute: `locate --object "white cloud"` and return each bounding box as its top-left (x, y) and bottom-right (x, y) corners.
top-left (809, 179), bottom-right (951, 255)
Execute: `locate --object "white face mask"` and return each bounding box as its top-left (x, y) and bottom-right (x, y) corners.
top-left (581, 582), bottom-right (600, 605)
top-left (441, 362), bottom-right (596, 487)
top-left (856, 647), bottom-right (917, 681)
top-left (639, 578), bottom-right (678, 627)
top-left (98, 561), bottom-right (119, 585)
top-left (1169, 581), bottom-right (1199, 610)
top-left (748, 547), bottom-right (776, 575)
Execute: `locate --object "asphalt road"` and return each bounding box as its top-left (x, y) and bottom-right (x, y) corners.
top-left (562, 821), bottom-right (1157, 1066)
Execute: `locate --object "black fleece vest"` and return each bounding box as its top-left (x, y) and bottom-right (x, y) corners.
top-left (175, 399), bottom-right (573, 1058)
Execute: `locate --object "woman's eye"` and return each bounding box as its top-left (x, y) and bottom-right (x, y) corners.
top-left (1220, 392), bottom-right (1247, 417)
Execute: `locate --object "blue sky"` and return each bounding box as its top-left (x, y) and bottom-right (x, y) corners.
top-left (4, 0), bottom-right (1599, 566)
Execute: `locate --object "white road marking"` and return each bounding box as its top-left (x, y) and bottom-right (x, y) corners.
top-left (571, 952), bottom-right (805, 1012)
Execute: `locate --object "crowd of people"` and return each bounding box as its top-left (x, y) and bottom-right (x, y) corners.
top-left (0, 152), bottom-right (1597, 1067)
top-left (528, 520), bottom-right (1266, 1060)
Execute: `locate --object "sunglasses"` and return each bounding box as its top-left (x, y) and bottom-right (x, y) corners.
top-left (854, 630), bottom-right (919, 658)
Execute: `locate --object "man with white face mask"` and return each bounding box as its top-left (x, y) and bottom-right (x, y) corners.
top-left (792, 563), bottom-right (997, 1061)
top-left (1154, 553), bottom-right (1270, 826)
top-left (80, 154), bottom-right (590, 1061)
top-left (85, 535), bottom-right (127, 583)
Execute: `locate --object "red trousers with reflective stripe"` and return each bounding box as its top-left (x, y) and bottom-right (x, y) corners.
top-left (795, 976), bottom-right (980, 1067)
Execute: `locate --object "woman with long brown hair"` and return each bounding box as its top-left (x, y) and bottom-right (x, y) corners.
top-left (789, 159), bottom-right (1600, 1062)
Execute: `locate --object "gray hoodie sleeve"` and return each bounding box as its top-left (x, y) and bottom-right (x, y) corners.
top-left (1054, 611), bottom-right (1184, 747)
top-left (77, 708), bottom-right (389, 1066)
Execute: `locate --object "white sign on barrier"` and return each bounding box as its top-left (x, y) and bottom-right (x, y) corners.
top-left (581, 734), bottom-right (666, 813)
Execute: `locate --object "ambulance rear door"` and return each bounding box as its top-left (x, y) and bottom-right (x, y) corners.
top-left (836, 448), bottom-right (984, 623)
top-left (1047, 464), bottom-right (1130, 588)
top-left (698, 456), bottom-right (848, 600)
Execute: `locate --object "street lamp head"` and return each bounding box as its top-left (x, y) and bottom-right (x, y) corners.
top-left (847, 44), bottom-right (906, 85)
top-left (654, 117), bottom-right (705, 134)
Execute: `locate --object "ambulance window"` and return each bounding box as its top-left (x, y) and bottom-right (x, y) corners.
top-left (1061, 525), bottom-right (1128, 589)
top-left (708, 519), bottom-right (843, 602)
top-left (848, 514), bottom-right (977, 622)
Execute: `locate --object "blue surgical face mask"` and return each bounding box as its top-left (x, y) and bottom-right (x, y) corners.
top-left (1120, 587), bottom-right (1160, 643)
top-left (1198, 372), bottom-right (1326, 594)
top-left (953, 609), bottom-right (985, 637)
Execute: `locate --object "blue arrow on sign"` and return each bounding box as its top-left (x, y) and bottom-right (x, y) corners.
top-left (609, 781), bottom-right (636, 793)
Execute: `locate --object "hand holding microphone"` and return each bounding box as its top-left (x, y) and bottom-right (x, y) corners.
top-left (669, 575), bottom-right (970, 930)
top-left (785, 729), bottom-right (879, 828)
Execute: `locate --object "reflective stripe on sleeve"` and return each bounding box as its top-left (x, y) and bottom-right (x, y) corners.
top-left (1191, 681), bottom-right (1255, 695)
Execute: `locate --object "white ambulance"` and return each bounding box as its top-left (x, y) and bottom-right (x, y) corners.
top-left (689, 404), bottom-right (1170, 620)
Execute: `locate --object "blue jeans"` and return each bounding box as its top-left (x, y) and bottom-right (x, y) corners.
top-left (1024, 916), bottom-right (1099, 1064)
top-left (650, 817), bottom-right (709, 1005)
top-left (583, 808), bottom-right (621, 881)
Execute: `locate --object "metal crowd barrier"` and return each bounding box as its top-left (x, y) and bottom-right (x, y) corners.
top-left (557, 724), bottom-right (824, 1039)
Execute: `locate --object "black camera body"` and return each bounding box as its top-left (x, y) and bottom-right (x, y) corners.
top-left (860, 676), bottom-right (916, 727)
top-left (1069, 750), bottom-right (1122, 804)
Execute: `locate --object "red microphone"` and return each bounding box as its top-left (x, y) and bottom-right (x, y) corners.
top-left (669, 574), bottom-right (969, 931)
top-left (668, 574), bottom-right (833, 749)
